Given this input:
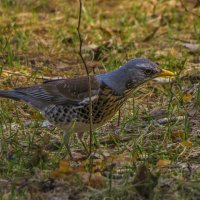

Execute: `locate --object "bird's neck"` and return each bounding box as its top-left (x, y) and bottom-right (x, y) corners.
top-left (96, 67), bottom-right (129, 96)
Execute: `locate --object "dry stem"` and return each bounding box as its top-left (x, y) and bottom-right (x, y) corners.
top-left (77, 0), bottom-right (93, 155)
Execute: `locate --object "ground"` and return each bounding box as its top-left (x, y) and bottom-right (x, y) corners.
top-left (0, 0), bottom-right (200, 199)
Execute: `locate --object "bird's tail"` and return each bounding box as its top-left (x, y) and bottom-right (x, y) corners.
top-left (0, 90), bottom-right (21, 101)
top-left (0, 90), bottom-right (46, 110)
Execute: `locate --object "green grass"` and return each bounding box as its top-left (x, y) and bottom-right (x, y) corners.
top-left (0, 0), bottom-right (200, 199)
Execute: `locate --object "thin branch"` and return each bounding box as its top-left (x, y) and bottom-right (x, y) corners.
top-left (77, 0), bottom-right (93, 155)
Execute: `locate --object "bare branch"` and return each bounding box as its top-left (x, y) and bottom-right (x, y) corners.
top-left (77, 0), bottom-right (93, 155)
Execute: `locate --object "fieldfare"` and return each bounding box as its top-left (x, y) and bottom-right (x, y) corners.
top-left (0, 58), bottom-right (174, 157)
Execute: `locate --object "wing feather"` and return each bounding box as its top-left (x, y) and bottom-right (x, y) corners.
top-left (15, 76), bottom-right (101, 105)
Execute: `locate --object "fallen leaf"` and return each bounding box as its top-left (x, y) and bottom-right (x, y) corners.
top-left (52, 160), bottom-right (85, 177)
top-left (156, 159), bottom-right (171, 168)
top-left (172, 130), bottom-right (184, 140)
top-left (31, 112), bottom-right (44, 120)
top-left (58, 160), bottom-right (71, 173)
top-left (87, 172), bottom-right (105, 188)
top-left (182, 93), bottom-right (193, 102)
top-left (180, 140), bottom-right (193, 148)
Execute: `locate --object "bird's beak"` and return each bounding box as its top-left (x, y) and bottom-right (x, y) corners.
top-left (158, 69), bottom-right (175, 77)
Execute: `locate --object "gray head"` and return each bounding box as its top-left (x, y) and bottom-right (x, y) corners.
top-left (118, 58), bottom-right (174, 90)
top-left (97, 58), bottom-right (174, 95)
top-left (121, 58), bottom-right (161, 86)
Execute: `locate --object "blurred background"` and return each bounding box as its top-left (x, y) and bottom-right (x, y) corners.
top-left (0, 1), bottom-right (200, 199)
top-left (0, 0), bottom-right (199, 82)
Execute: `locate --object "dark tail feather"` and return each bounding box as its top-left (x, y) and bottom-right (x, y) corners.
top-left (0, 90), bottom-right (46, 109)
top-left (0, 90), bottom-right (21, 101)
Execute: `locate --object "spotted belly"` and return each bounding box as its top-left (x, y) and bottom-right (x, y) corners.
top-left (42, 95), bottom-right (125, 132)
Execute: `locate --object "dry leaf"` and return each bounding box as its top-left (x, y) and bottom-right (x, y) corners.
top-left (87, 172), bottom-right (105, 188)
top-left (182, 93), bottom-right (193, 102)
top-left (172, 131), bottom-right (184, 139)
top-left (52, 160), bottom-right (85, 177)
top-left (58, 160), bottom-right (71, 173)
top-left (180, 140), bottom-right (193, 148)
top-left (32, 112), bottom-right (44, 120)
top-left (156, 159), bottom-right (171, 168)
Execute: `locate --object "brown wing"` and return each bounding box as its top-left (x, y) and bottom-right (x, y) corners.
top-left (15, 76), bottom-right (100, 105)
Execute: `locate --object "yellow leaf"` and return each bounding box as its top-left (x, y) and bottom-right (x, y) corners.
top-left (31, 112), bottom-right (43, 120)
top-left (89, 172), bottom-right (105, 188)
top-left (51, 160), bottom-right (71, 177)
top-left (182, 93), bottom-right (193, 103)
top-left (173, 131), bottom-right (184, 139)
top-left (172, 131), bottom-right (185, 142)
top-left (59, 160), bottom-right (71, 173)
top-left (180, 140), bottom-right (192, 148)
top-left (156, 159), bottom-right (171, 168)
top-left (52, 159), bottom-right (87, 177)
top-left (80, 172), bottom-right (105, 188)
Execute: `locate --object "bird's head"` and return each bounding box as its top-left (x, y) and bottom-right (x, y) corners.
top-left (121, 58), bottom-right (175, 89)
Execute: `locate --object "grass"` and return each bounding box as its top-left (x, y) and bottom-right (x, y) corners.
top-left (0, 0), bottom-right (200, 199)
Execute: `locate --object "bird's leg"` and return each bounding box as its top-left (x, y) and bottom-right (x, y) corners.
top-left (63, 131), bottom-right (73, 159)
top-left (77, 132), bottom-right (90, 155)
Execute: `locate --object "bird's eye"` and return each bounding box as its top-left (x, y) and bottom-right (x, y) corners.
top-left (144, 69), bottom-right (154, 75)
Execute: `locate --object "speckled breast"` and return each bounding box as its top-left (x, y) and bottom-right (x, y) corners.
top-left (43, 88), bottom-right (125, 129)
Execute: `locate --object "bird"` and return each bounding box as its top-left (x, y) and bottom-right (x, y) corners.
top-left (0, 58), bottom-right (174, 158)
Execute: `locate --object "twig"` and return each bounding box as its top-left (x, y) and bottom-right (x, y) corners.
top-left (77, 0), bottom-right (93, 155)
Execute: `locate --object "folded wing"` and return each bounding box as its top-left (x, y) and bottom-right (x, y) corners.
top-left (15, 76), bottom-right (101, 106)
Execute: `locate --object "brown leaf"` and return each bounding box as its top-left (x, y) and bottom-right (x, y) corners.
top-left (52, 160), bottom-right (86, 177)
top-left (81, 172), bottom-right (105, 188)
top-left (182, 93), bottom-right (193, 102)
top-left (156, 159), bottom-right (171, 168)
top-left (180, 140), bottom-right (193, 148)
top-left (172, 130), bottom-right (184, 141)
top-left (58, 160), bottom-right (72, 173)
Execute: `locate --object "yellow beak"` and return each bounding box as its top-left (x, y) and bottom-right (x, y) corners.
top-left (159, 69), bottom-right (175, 77)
